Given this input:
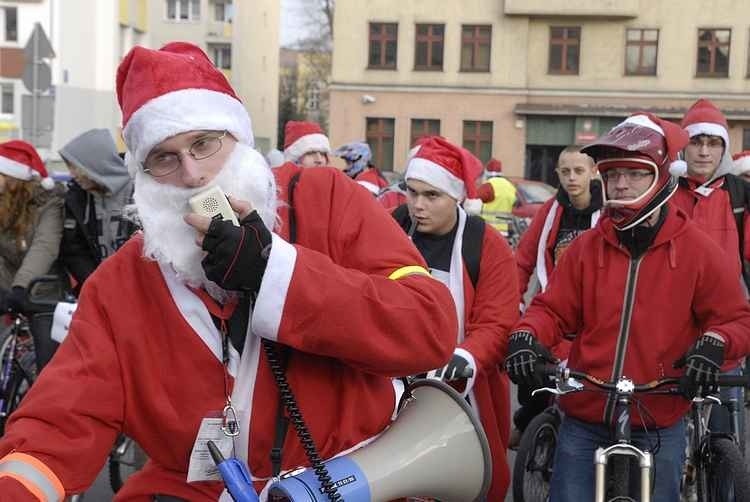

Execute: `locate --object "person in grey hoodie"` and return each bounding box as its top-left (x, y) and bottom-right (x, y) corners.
top-left (59, 129), bottom-right (136, 294)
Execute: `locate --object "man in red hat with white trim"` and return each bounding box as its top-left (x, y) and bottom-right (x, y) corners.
top-left (0, 43), bottom-right (456, 501)
top-left (281, 120), bottom-right (331, 168)
top-left (392, 136), bottom-right (519, 501)
top-left (505, 113), bottom-right (750, 501)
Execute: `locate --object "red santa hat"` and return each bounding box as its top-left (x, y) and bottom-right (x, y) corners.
top-left (283, 121), bottom-right (330, 162)
top-left (0, 140), bottom-right (54, 190)
top-left (486, 158), bottom-right (503, 173)
top-left (733, 151), bottom-right (750, 176)
top-left (116, 42), bottom-right (253, 169)
top-left (680, 98), bottom-right (729, 145)
top-left (405, 136), bottom-right (482, 200)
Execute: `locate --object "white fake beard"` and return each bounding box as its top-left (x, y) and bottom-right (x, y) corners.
top-left (133, 143), bottom-right (278, 294)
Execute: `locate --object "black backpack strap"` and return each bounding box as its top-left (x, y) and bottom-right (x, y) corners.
top-left (722, 174), bottom-right (750, 288)
top-left (269, 171), bottom-right (302, 476)
top-left (391, 203), bottom-right (412, 233)
top-left (462, 215), bottom-right (486, 290)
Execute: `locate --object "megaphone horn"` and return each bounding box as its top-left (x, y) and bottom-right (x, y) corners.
top-left (268, 378), bottom-right (492, 502)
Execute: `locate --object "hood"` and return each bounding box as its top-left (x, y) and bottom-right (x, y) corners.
top-left (59, 129), bottom-right (131, 194)
top-left (596, 203), bottom-right (691, 253)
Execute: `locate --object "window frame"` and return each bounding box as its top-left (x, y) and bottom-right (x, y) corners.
top-left (460, 24), bottom-right (492, 72)
top-left (462, 120), bottom-right (493, 165)
top-left (368, 22), bottom-right (398, 70)
top-left (0, 83), bottom-right (13, 115)
top-left (209, 43), bottom-right (232, 70)
top-left (548, 26), bottom-right (581, 75)
top-left (414, 23), bottom-right (445, 72)
top-left (366, 117), bottom-right (396, 172)
top-left (624, 28), bottom-right (659, 76)
top-left (696, 28), bottom-right (731, 78)
top-left (3, 6), bottom-right (18, 43)
top-left (410, 118), bottom-right (441, 146)
top-left (166, 0), bottom-right (201, 22)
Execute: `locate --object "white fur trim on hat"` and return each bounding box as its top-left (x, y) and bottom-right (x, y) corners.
top-left (283, 133), bottom-right (331, 162)
top-left (623, 115), bottom-right (665, 136)
top-left (0, 156), bottom-right (33, 181)
top-left (734, 156), bottom-right (750, 175)
top-left (685, 122), bottom-right (729, 146)
top-left (122, 88), bottom-right (254, 174)
top-left (405, 157), bottom-right (466, 201)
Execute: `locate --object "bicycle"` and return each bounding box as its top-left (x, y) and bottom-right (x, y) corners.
top-left (533, 365), bottom-right (750, 502)
top-left (511, 399), bottom-right (561, 502)
top-left (109, 434), bottom-right (148, 492)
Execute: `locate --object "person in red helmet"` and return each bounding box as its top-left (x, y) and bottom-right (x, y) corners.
top-left (505, 113), bottom-right (750, 501)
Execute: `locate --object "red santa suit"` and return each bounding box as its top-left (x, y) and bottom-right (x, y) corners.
top-left (0, 158), bottom-right (456, 499)
top-left (402, 137), bottom-right (518, 501)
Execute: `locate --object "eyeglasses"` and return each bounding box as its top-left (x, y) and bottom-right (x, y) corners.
top-left (601, 169), bottom-right (654, 183)
top-left (688, 136), bottom-right (724, 150)
top-left (142, 131), bottom-right (228, 177)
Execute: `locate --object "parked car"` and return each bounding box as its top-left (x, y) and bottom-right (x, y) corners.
top-left (506, 176), bottom-right (556, 219)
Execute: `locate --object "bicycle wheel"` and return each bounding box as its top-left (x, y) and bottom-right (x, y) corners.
top-left (0, 362), bottom-right (33, 435)
top-left (705, 436), bottom-right (750, 501)
top-left (512, 408), bottom-right (560, 502)
top-left (109, 435), bottom-right (148, 492)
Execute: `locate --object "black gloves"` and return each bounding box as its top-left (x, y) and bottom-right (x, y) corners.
top-left (201, 211), bottom-right (272, 292)
top-left (675, 334), bottom-right (725, 398)
top-left (1, 286), bottom-right (27, 314)
top-left (437, 352), bottom-right (474, 381)
top-left (505, 330), bottom-right (555, 388)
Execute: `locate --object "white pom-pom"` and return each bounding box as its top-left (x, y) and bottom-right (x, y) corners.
top-left (40, 176), bottom-right (55, 190)
top-left (463, 198), bottom-right (483, 215)
top-left (669, 159), bottom-right (687, 177)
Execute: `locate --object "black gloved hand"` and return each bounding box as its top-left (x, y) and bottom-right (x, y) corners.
top-left (201, 211), bottom-right (272, 292)
top-left (505, 330), bottom-right (555, 388)
top-left (1, 286), bottom-right (27, 314)
top-left (439, 352), bottom-right (474, 381)
top-left (674, 333), bottom-right (725, 398)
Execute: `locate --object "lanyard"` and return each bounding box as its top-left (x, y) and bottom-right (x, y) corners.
top-left (190, 287), bottom-right (241, 438)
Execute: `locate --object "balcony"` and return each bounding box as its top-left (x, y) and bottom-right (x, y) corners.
top-left (504, 0), bottom-right (639, 18)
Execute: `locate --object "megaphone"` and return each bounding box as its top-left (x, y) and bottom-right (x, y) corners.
top-left (267, 379), bottom-right (491, 501)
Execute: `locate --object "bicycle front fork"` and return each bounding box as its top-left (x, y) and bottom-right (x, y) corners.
top-left (593, 443), bottom-right (653, 502)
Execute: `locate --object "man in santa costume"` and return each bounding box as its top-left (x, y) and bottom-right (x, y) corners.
top-left (0, 42), bottom-right (456, 501)
top-left (333, 141), bottom-right (404, 210)
top-left (393, 136), bottom-right (518, 501)
top-left (505, 113), bottom-right (750, 501)
top-left (281, 120), bottom-right (330, 168)
top-left (671, 98), bottom-right (750, 451)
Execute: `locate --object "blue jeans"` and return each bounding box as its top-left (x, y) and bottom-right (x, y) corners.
top-left (550, 416), bottom-right (685, 502)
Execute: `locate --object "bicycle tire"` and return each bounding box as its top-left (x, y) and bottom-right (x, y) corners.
top-left (0, 362), bottom-right (32, 435)
top-left (705, 436), bottom-right (750, 502)
top-left (512, 408), bottom-right (560, 502)
top-left (109, 435), bottom-right (148, 492)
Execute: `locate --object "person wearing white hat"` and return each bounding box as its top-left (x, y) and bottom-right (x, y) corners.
top-left (0, 42), bottom-right (456, 501)
top-left (0, 140), bottom-right (63, 313)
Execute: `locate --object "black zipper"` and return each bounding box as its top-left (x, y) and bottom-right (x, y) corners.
top-left (603, 256), bottom-right (642, 424)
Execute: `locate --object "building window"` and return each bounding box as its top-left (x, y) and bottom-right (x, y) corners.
top-left (625, 28), bottom-right (658, 76)
top-left (1, 84), bottom-right (13, 114)
top-left (166, 0), bottom-right (200, 21)
top-left (306, 81), bottom-right (320, 111)
top-left (214, 1), bottom-right (233, 23)
top-left (460, 25), bottom-right (491, 72)
top-left (3, 7), bottom-right (17, 42)
top-left (209, 43), bottom-right (231, 69)
top-left (410, 119), bottom-right (440, 146)
top-left (548, 26), bottom-right (580, 75)
top-left (366, 117), bottom-right (395, 171)
top-left (743, 128), bottom-right (750, 150)
top-left (368, 23), bottom-right (398, 69)
top-left (414, 24), bottom-right (444, 71)
top-left (697, 28), bottom-right (730, 77)
top-left (463, 120), bottom-right (493, 164)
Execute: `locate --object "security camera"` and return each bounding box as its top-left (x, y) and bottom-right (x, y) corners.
top-left (361, 94), bottom-right (376, 104)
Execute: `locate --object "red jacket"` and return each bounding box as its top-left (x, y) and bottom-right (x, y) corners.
top-left (457, 224), bottom-right (519, 501)
top-left (0, 167), bottom-right (456, 501)
top-left (672, 176), bottom-right (750, 284)
top-left (512, 208), bottom-right (750, 428)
